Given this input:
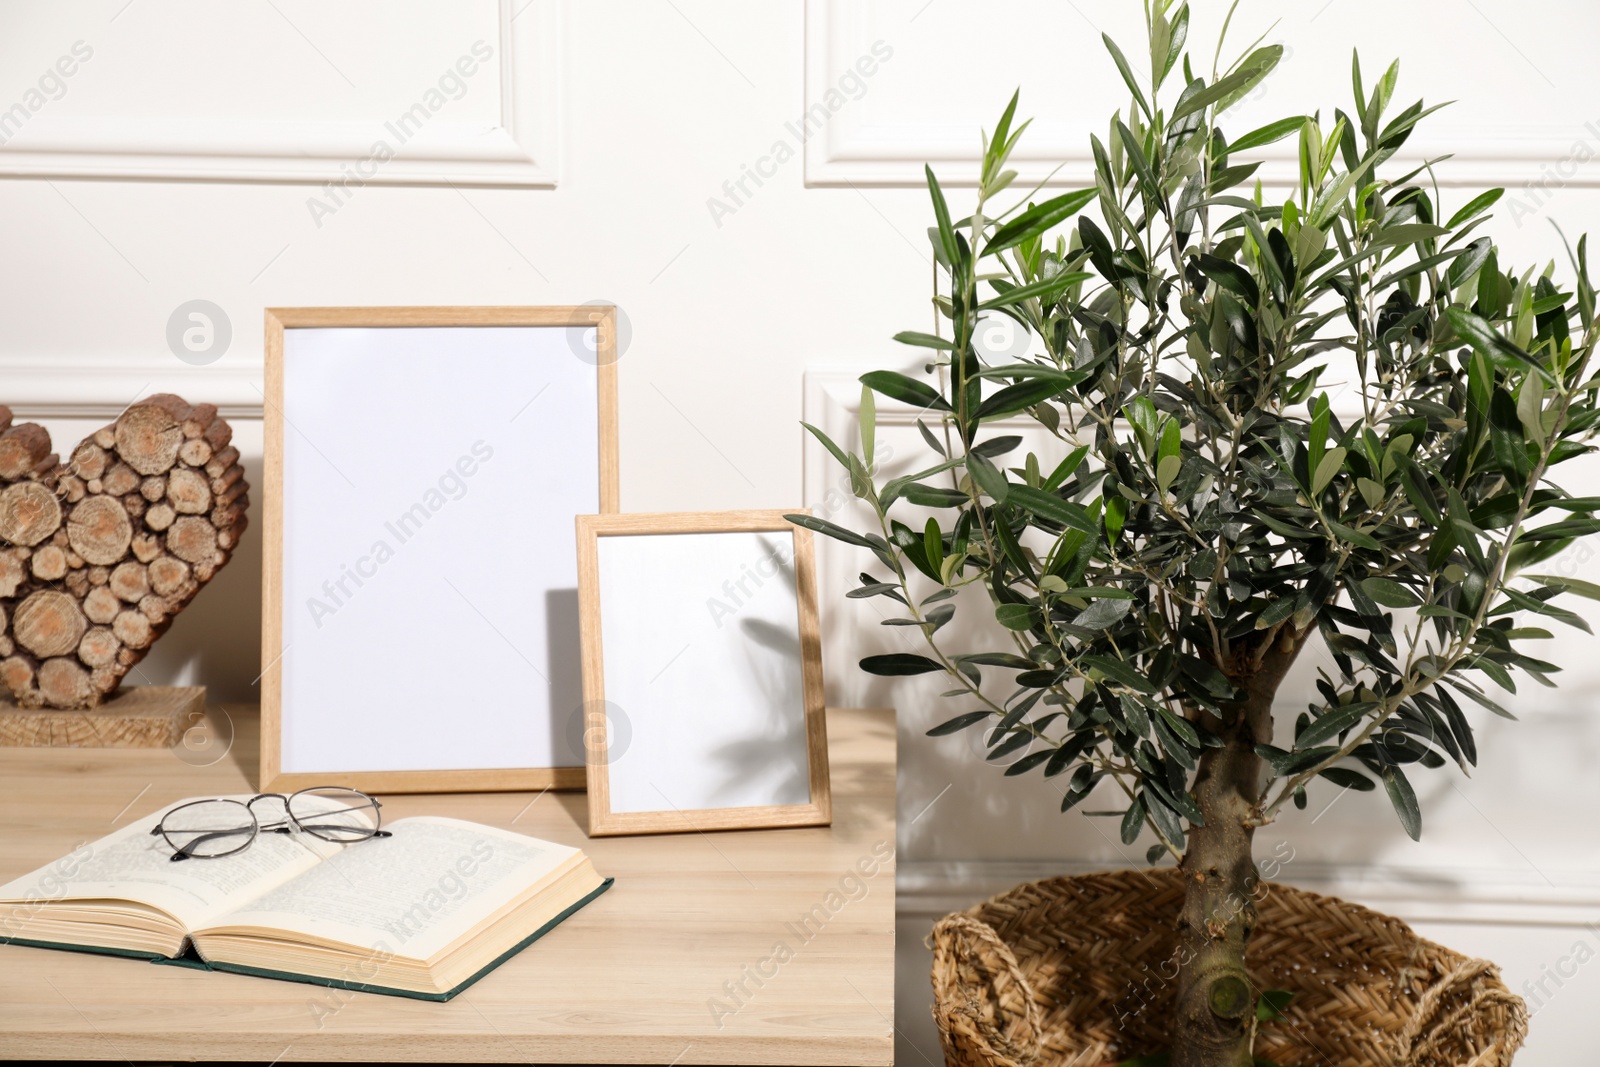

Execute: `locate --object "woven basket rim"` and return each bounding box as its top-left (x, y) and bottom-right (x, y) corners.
top-left (959, 867), bottom-right (1465, 954)
top-left (931, 867), bottom-right (1529, 1067)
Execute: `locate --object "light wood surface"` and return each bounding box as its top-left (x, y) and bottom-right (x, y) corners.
top-left (0, 684), bottom-right (201, 747)
top-left (0, 704), bottom-right (894, 1065)
top-left (575, 511), bottom-right (830, 837)
top-left (259, 306), bottom-right (619, 794)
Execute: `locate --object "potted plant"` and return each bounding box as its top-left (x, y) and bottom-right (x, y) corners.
top-left (790, 4), bottom-right (1596, 1065)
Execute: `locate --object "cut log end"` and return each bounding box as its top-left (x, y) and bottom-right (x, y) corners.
top-left (0, 482), bottom-right (63, 548)
top-left (70, 442), bottom-right (111, 482)
top-left (14, 590), bottom-right (88, 659)
top-left (38, 657), bottom-right (94, 708)
top-left (0, 551), bottom-right (25, 598)
top-left (218, 514), bottom-right (249, 551)
top-left (101, 463), bottom-right (140, 497)
top-left (67, 496), bottom-right (133, 566)
top-left (167, 516), bottom-right (219, 565)
top-left (181, 403), bottom-right (218, 441)
top-left (138, 594), bottom-right (171, 624)
top-left (148, 556), bottom-right (191, 598)
top-left (78, 626), bottom-right (120, 669)
top-left (29, 545), bottom-right (68, 582)
top-left (0, 656), bottom-right (34, 697)
top-left (84, 585), bottom-right (121, 625)
top-left (115, 398), bottom-right (188, 476)
top-left (168, 468), bottom-right (211, 514)
top-left (205, 445), bottom-right (240, 479)
top-left (90, 666), bottom-right (121, 695)
top-left (178, 438), bottom-right (213, 468)
top-left (109, 561), bottom-right (150, 603)
top-left (112, 609), bottom-right (153, 650)
top-left (0, 423), bottom-right (53, 480)
top-left (131, 533), bottom-right (161, 563)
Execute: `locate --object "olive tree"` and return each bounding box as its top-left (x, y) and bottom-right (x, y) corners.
top-left (789, 5), bottom-right (1600, 1065)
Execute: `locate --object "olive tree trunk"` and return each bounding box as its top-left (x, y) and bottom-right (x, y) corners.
top-left (1171, 629), bottom-right (1303, 1067)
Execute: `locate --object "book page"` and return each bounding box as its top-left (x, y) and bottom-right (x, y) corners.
top-left (0, 796), bottom-right (350, 934)
top-left (201, 817), bottom-right (580, 962)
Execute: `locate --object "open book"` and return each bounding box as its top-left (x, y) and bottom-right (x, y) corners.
top-left (0, 797), bottom-right (610, 1000)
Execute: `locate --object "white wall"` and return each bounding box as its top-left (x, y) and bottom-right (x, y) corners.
top-left (2, 2), bottom-right (1597, 1063)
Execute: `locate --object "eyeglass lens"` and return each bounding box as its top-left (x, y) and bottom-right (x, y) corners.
top-left (288, 788), bottom-right (382, 842)
top-left (158, 799), bottom-right (256, 859)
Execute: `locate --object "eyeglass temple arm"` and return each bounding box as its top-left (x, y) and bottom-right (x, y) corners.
top-left (285, 821), bottom-right (392, 838)
top-left (250, 815), bottom-right (392, 839)
top-left (165, 828), bottom-right (254, 862)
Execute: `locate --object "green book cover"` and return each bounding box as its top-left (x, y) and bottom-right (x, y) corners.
top-left (2, 877), bottom-right (612, 1002)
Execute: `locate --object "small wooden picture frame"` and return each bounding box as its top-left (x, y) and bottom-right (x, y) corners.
top-left (576, 510), bottom-right (831, 836)
top-left (261, 306), bottom-right (618, 794)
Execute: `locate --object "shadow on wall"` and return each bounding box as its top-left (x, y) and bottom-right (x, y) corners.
top-left (546, 586), bottom-right (582, 764)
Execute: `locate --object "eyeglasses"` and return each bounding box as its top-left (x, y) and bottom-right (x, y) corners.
top-left (149, 787), bottom-right (392, 862)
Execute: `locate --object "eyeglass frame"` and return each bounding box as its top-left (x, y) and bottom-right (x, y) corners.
top-left (149, 787), bottom-right (392, 862)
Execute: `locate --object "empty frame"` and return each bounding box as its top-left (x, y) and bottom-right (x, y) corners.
top-left (261, 307), bottom-right (618, 793)
top-left (576, 511), bottom-right (831, 836)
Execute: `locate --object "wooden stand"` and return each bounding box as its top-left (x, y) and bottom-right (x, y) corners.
top-left (0, 685), bottom-right (203, 747)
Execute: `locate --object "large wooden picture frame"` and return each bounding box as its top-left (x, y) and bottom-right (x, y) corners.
top-left (576, 510), bottom-right (830, 836)
top-left (262, 306), bottom-right (618, 793)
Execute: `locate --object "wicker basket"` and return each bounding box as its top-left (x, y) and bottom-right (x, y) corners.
top-left (931, 869), bottom-right (1527, 1067)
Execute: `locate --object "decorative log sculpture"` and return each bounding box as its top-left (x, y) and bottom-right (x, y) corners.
top-left (0, 396), bottom-right (249, 709)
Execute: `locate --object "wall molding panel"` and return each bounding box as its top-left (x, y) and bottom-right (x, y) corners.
top-left (0, 0), bottom-right (558, 187)
top-left (0, 355), bottom-right (263, 420)
top-left (805, 0), bottom-right (1600, 189)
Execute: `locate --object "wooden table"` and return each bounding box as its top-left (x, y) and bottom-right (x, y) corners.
top-left (0, 705), bottom-right (895, 1065)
